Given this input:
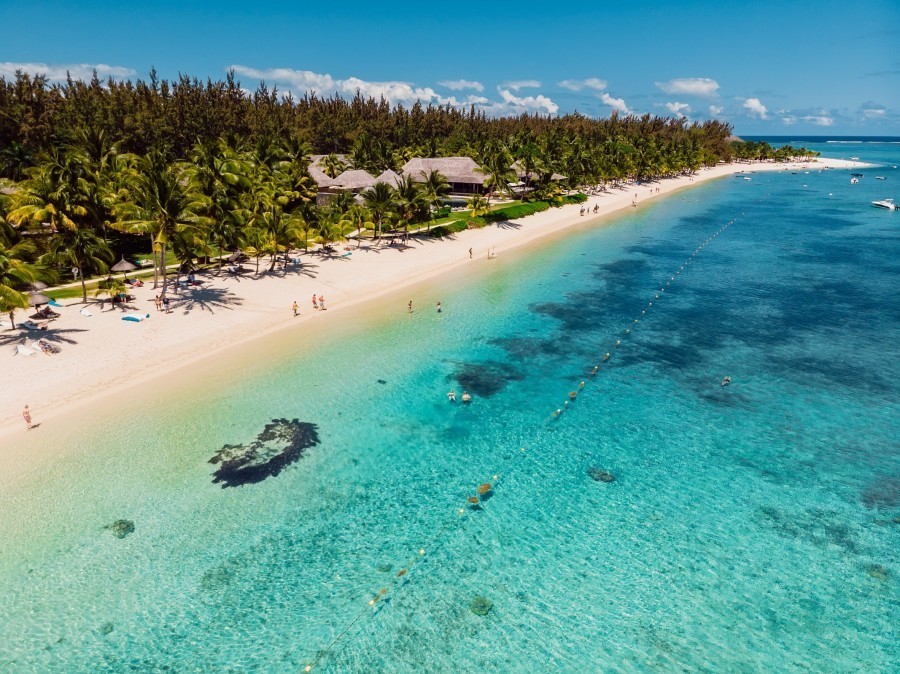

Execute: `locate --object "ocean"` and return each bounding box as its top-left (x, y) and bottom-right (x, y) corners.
top-left (0, 141), bottom-right (897, 672)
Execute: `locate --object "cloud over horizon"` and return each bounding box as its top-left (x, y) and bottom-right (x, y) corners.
top-left (231, 65), bottom-right (558, 116)
top-left (743, 97), bottom-right (769, 119)
top-left (599, 92), bottom-right (631, 115)
top-left (656, 77), bottom-right (719, 97)
top-left (0, 61), bottom-right (136, 82)
top-left (665, 101), bottom-right (691, 117)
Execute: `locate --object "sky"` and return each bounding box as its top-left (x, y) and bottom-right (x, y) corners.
top-left (1, 0), bottom-right (898, 136)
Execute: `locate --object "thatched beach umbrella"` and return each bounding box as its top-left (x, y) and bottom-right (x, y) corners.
top-left (28, 290), bottom-right (51, 307)
top-left (111, 256), bottom-right (137, 279)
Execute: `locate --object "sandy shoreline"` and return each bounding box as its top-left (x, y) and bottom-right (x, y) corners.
top-left (0, 157), bottom-right (862, 447)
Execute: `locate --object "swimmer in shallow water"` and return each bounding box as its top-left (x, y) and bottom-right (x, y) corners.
top-left (447, 390), bottom-right (456, 402)
top-left (461, 391), bottom-right (472, 403)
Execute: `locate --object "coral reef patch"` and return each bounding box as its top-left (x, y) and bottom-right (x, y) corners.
top-left (209, 418), bottom-right (320, 487)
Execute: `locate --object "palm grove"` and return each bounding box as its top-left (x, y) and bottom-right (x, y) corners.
top-left (0, 69), bottom-right (812, 326)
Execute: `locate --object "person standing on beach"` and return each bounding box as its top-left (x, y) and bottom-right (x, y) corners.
top-left (436, 301), bottom-right (442, 313)
top-left (22, 404), bottom-right (32, 430)
top-left (292, 300), bottom-right (299, 317)
top-left (407, 300), bottom-right (413, 313)
top-left (319, 295), bottom-right (326, 310)
top-left (155, 295), bottom-right (162, 311)
top-left (312, 294), bottom-right (318, 310)
top-left (469, 248), bottom-right (473, 259)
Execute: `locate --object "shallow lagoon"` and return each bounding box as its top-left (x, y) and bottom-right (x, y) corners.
top-left (0, 148), bottom-right (898, 672)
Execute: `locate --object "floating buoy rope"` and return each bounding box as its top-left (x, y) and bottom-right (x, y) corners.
top-left (299, 217), bottom-right (738, 671)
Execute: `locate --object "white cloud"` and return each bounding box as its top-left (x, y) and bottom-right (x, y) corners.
top-left (599, 92), bottom-right (631, 115)
top-left (665, 101), bottom-right (691, 117)
top-left (742, 97), bottom-right (768, 119)
top-left (656, 77), bottom-right (719, 97)
top-left (802, 115), bottom-right (833, 127)
top-left (232, 65), bottom-right (452, 107)
top-left (709, 105), bottom-right (724, 116)
top-left (231, 66), bottom-right (558, 116)
top-left (438, 79), bottom-right (484, 92)
top-left (501, 79), bottom-right (541, 91)
top-left (558, 77), bottom-right (607, 92)
top-left (780, 115), bottom-right (797, 125)
top-left (862, 106), bottom-right (886, 118)
top-left (489, 87), bottom-right (559, 115)
top-left (0, 61), bottom-right (136, 82)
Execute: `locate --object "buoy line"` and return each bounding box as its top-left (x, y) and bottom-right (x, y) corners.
top-left (297, 217), bottom-right (738, 671)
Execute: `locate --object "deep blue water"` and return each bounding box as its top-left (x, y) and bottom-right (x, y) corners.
top-left (0, 147), bottom-right (897, 672)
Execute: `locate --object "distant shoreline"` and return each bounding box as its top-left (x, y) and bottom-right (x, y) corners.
top-left (0, 156), bottom-right (864, 463)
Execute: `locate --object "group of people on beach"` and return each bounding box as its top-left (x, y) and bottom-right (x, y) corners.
top-left (311, 294), bottom-right (326, 310)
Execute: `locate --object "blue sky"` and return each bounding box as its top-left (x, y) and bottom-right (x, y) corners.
top-left (1, 0), bottom-right (898, 135)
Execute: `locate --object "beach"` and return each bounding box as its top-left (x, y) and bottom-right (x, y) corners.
top-left (0, 158), bottom-right (861, 448)
top-left (0, 148), bottom-right (896, 672)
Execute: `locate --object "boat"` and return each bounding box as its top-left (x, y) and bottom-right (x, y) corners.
top-left (850, 178), bottom-right (859, 184)
top-left (743, 176), bottom-right (752, 181)
top-left (872, 199), bottom-right (896, 210)
top-left (876, 176), bottom-right (886, 180)
top-left (851, 173), bottom-right (864, 177)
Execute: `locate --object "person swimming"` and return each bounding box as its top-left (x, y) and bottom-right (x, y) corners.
top-left (461, 391), bottom-right (472, 403)
top-left (721, 376), bottom-right (732, 386)
top-left (447, 390), bottom-right (456, 402)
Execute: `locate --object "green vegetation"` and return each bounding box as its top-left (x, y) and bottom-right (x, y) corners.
top-left (0, 68), bottom-right (804, 326)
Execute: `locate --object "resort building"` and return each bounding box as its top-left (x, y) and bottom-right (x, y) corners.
top-left (400, 157), bottom-right (487, 195)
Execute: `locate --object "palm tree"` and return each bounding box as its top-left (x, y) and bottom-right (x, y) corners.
top-left (340, 204), bottom-right (374, 247)
top-left (476, 144), bottom-right (515, 204)
top-left (361, 182), bottom-right (395, 241)
top-left (321, 153), bottom-right (347, 179)
top-left (420, 170), bottom-right (450, 233)
top-left (467, 194), bottom-right (491, 218)
top-left (0, 238), bottom-right (39, 329)
top-left (393, 175), bottom-right (425, 241)
top-left (111, 151), bottom-right (206, 292)
top-left (42, 227), bottom-right (114, 302)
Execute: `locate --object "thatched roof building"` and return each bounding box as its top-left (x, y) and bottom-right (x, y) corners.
top-left (330, 169), bottom-right (377, 191)
top-left (401, 157), bottom-right (486, 194)
top-left (375, 169), bottom-right (402, 188)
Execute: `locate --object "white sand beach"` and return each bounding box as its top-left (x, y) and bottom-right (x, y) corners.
top-left (0, 158), bottom-right (863, 447)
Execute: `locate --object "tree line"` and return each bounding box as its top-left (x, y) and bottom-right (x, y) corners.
top-left (0, 69), bottom-right (815, 326)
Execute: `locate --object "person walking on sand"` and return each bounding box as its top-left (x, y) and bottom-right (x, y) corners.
top-left (469, 247), bottom-right (473, 259)
top-left (155, 295), bottom-right (162, 311)
top-left (319, 295), bottom-right (326, 310)
top-left (407, 300), bottom-right (413, 313)
top-left (312, 294), bottom-right (318, 310)
top-left (292, 300), bottom-right (299, 317)
top-left (436, 301), bottom-right (442, 313)
top-left (23, 404), bottom-right (32, 430)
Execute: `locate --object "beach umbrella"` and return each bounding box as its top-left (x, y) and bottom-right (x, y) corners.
top-left (28, 290), bottom-right (51, 307)
top-left (111, 257), bottom-right (137, 279)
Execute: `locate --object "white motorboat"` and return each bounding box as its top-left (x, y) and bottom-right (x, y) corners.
top-left (876, 176), bottom-right (886, 180)
top-left (872, 199), bottom-right (896, 210)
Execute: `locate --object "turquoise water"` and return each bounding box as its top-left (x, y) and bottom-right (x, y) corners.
top-left (1, 148), bottom-right (898, 672)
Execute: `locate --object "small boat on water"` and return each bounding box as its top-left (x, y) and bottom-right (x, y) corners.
top-left (743, 176), bottom-right (751, 181)
top-left (872, 199), bottom-right (896, 210)
top-left (876, 176), bottom-right (886, 180)
top-left (851, 173), bottom-right (864, 177)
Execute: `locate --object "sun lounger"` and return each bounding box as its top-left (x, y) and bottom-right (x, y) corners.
top-left (15, 344), bottom-right (36, 356)
top-left (49, 299), bottom-right (63, 307)
top-left (22, 320), bottom-right (46, 330)
top-left (122, 313), bottom-right (150, 322)
top-left (80, 308), bottom-right (93, 317)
